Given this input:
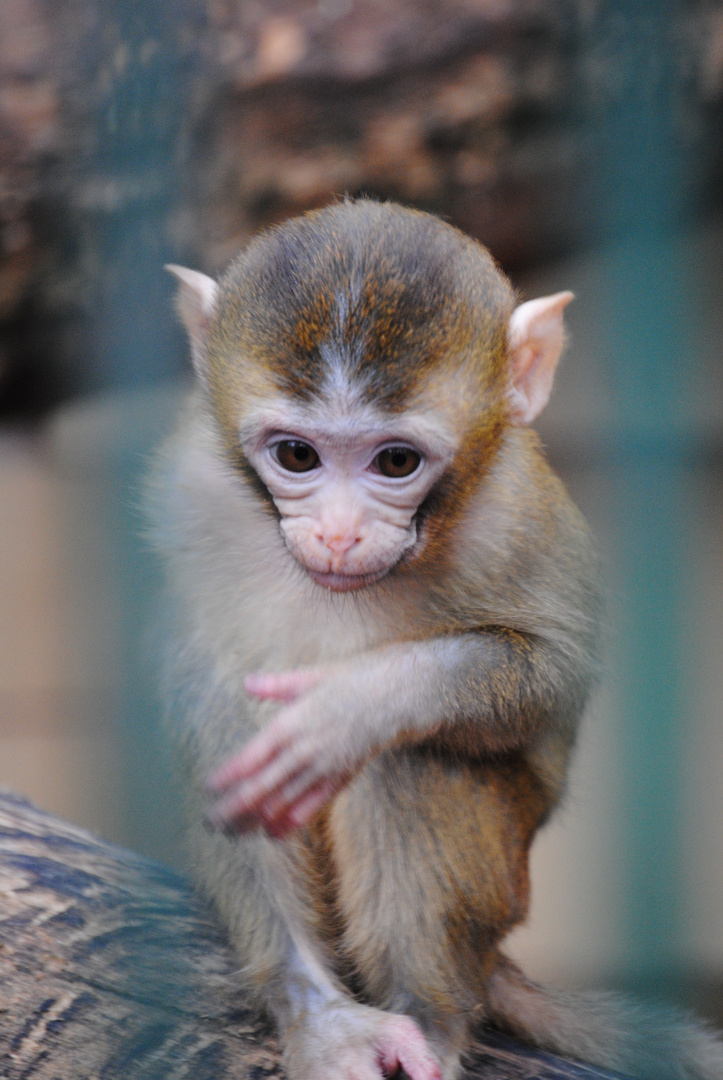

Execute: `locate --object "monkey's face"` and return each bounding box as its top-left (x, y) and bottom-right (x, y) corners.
top-left (241, 395), bottom-right (456, 591)
top-left (167, 202), bottom-right (572, 592)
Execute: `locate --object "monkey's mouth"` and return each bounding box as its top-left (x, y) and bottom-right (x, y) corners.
top-left (307, 568), bottom-right (388, 592)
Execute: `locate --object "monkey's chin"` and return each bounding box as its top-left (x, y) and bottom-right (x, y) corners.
top-left (306, 568), bottom-right (388, 592)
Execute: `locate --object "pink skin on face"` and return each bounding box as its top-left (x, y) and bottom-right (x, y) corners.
top-left (206, 666), bottom-right (346, 839)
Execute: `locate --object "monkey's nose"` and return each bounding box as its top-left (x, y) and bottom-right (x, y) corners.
top-left (324, 534), bottom-right (360, 556)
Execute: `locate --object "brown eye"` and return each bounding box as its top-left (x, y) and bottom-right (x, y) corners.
top-left (274, 440), bottom-right (320, 473)
top-left (373, 446), bottom-right (421, 479)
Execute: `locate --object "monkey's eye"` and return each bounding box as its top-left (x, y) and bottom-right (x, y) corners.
top-left (273, 440), bottom-right (321, 473)
top-left (373, 447), bottom-right (421, 479)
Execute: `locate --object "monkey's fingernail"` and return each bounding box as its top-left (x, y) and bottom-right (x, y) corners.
top-left (244, 674), bottom-right (266, 694)
top-left (205, 767), bottom-right (233, 793)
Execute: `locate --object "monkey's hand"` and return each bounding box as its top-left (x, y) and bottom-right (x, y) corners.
top-left (206, 647), bottom-right (447, 838)
top-left (205, 665), bottom-right (367, 838)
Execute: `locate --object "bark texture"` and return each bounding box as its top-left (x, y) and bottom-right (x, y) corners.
top-left (0, 790), bottom-right (620, 1079)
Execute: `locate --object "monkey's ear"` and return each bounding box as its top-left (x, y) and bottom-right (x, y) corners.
top-left (166, 264), bottom-right (219, 385)
top-left (507, 291), bottom-right (574, 425)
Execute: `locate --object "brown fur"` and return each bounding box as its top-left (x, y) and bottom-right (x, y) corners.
top-left (207, 200), bottom-right (512, 472)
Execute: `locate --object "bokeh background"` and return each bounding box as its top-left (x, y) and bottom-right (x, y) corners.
top-left (1, 0), bottom-right (723, 1020)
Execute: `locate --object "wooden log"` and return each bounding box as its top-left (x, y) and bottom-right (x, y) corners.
top-left (0, 790), bottom-right (620, 1079)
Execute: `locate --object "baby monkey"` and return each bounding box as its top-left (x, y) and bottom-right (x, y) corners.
top-left (147, 200), bottom-right (723, 1080)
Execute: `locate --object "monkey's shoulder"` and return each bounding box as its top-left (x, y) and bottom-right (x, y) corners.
top-left (430, 429), bottom-right (601, 642)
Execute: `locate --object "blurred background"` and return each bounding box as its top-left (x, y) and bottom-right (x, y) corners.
top-left (1, 0), bottom-right (722, 1022)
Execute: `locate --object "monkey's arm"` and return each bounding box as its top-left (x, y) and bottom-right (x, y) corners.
top-left (207, 629), bottom-right (586, 838)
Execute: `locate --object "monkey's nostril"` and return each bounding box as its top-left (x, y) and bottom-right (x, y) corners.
top-left (324, 534), bottom-right (360, 555)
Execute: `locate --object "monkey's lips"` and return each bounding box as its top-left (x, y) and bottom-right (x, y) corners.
top-left (307, 567), bottom-right (388, 592)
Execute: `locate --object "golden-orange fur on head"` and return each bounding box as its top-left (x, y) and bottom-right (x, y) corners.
top-left (207, 199), bottom-right (514, 455)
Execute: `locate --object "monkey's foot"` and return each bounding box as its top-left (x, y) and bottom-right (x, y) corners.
top-left (283, 1002), bottom-right (443, 1080)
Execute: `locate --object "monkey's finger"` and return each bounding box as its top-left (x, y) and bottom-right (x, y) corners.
top-left (240, 743), bottom-right (317, 804)
top-left (244, 666), bottom-right (330, 702)
top-left (205, 775), bottom-right (304, 834)
top-left (209, 749), bottom-right (314, 827)
top-left (232, 765), bottom-right (342, 837)
top-left (257, 778), bottom-right (341, 837)
top-left (206, 725), bottom-right (292, 793)
top-left (394, 1044), bottom-right (443, 1080)
top-left (257, 809), bottom-right (300, 840)
top-left (286, 778), bottom-right (340, 827)
top-left (256, 781), bottom-right (336, 839)
top-left (242, 754), bottom-right (334, 823)
top-left (377, 1019), bottom-right (443, 1080)
top-left (210, 770), bottom-right (330, 839)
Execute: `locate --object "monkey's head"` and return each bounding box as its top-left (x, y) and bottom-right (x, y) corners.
top-left (169, 200), bottom-right (571, 591)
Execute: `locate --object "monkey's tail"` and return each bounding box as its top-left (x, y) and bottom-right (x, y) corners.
top-left (483, 954), bottom-right (723, 1080)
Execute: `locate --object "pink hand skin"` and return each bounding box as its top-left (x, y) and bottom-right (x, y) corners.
top-left (205, 666), bottom-right (349, 839)
top-left (375, 1017), bottom-right (443, 1080)
top-left (285, 1004), bottom-right (444, 1080)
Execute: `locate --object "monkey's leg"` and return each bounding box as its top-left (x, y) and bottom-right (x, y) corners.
top-left (326, 749), bottom-right (550, 1078)
top-left (187, 816), bottom-right (443, 1080)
